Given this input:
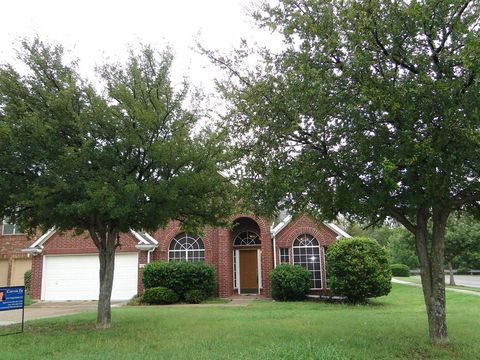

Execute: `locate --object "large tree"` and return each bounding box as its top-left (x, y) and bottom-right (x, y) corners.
top-left (0, 39), bottom-right (234, 328)
top-left (210, 0), bottom-right (480, 344)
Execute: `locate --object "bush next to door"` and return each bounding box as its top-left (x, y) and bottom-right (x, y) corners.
top-left (141, 287), bottom-right (179, 305)
top-left (270, 264), bottom-right (311, 301)
top-left (327, 237), bottom-right (392, 303)
top-left (390, 264), bottom-right (411, 277)
top-left (142, 261), bottom-right (216, 299)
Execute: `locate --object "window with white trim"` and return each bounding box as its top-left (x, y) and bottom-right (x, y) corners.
top-left (233, 231), bottom-right (260, 246)
top-left (2, 218), bottom-right (24, 235)
top-left (168, 233), bottom-right (205, 262)
top-left (279, 248), bottom-right (290, 264)
top-left (293, 234), bottom-right (321, 289)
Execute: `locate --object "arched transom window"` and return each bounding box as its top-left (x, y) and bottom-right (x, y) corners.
top-left (168, 233), bottom-right (205, 262)
top-left (293, 234), bottom-right (321, 289)
top-left (233, 231), bottom-right (261, 247)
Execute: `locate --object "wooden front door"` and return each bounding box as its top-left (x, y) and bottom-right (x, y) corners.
top-left (239, 250), bottom-right (258, 294)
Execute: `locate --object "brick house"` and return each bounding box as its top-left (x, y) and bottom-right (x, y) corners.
top-left (20, 213), bottom-right (350, 300)
top-left (0, 220), bottom-right (33, 287)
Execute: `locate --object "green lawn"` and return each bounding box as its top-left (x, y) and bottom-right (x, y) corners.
top-left (1, 284), bottom-right (479, 359)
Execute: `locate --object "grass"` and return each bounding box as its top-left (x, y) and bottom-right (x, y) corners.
top-left (202, 297), bottom-right (231, 304)
top-left (1, 284), bottom-right (479, 359)
top-left (396, 276), bottom-right (480, 293)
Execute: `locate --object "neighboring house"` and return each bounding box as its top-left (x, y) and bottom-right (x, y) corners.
top-left (0, 219), bottom-right (33, 287)
top-left (23, 213), bottom-right (350, 301)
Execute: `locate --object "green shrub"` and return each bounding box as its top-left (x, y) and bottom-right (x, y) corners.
top-left (390, 263), bottom-right (411, 277)
top-left (184, 289), bottom-right (208, 304)
top-left (142, 261), bottom-right (216, 299)
top-left (24, 270), bottom-right (31, 292)
top-left (141, 287), bottom-right (179, 305)
top-left (270, 264), bottom-right (311, 301)
top-left (327, 237), bottom-right (392, 303)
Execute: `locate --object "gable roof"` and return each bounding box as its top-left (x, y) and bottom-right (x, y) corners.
top-left (270, 214), bottom-right (351, 239)
top-left (23, 228), bottom-right (158, 254)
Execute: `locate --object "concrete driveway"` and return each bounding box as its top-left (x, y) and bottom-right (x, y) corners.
top-left (0, 301), bottom-right (124, 326)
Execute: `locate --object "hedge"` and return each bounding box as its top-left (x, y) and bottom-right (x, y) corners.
top-left (142, 261), bottom-right (216, 299)
top-left (141, 287), bottom-right (178, 305)
top-left (184, 289), bottom-right (208, 304)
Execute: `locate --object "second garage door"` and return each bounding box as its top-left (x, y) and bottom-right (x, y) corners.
top-left (43, 253), bottom-right (138, 301)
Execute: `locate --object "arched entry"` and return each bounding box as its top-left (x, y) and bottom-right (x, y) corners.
top-left (231, 218), bottom-right (262, 294)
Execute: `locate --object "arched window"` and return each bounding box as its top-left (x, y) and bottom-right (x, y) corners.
top-left (233, 231), bottom-right (261, 247)
top-left (168, 233), bottom-right (205, 262)
top-left (293, 234), bottom-right (321, 289)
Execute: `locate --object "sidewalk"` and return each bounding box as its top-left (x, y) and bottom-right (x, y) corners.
top-left (392, 278), bottom-right (480, 297)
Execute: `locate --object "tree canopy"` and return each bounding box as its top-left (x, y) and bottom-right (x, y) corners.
top-left (0, 39), bottom-right (234, 328)
top-left (210, 0), bottom-right (480, 344)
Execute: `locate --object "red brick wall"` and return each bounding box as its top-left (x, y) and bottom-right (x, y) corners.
top-left (148, 214), bottom-right (273, 297)
top-left (275, 214), bottom-right (338, 292)
top-left (0, 223), bottom-right (37, 285)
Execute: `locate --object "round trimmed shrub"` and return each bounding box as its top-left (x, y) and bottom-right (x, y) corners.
top-left (270, 264), bottom-right (311, 301)
top-left (142, 261), bottom-right (216, 299)
top-left (141, 286), bottom-right (179, 305)
top-left (390, 263), bottom-right (410, 277)
top-left (327, 237), bottom-right (392, 303)
top-left (184, 289), bottom-right (208, 304)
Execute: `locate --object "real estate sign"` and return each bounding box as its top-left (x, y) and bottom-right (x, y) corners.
top-left (0, 286), bottom-right (25, 311)
top-left (0, 286), bottom-right (25, 334)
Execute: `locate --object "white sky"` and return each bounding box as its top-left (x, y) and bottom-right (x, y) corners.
top-left (0, 0), bottom-right (279, 92)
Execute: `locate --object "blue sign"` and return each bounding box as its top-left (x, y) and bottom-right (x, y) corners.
top-left (0, 286), bottom-right (25, 311)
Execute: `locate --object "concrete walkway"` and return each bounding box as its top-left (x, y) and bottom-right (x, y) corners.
top-left (392, 278), bottom-right (480, 297)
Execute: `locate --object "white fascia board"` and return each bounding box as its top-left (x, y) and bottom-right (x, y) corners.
top-left (28, 228), bottom-right (56, 249)
top-left (21, 248), bottom-right (42, 254)
top-left (135, 244), bottom-right (157, 251)
top-left (325, 223), bottom-right (352, 239)
top-left (142, 232), bottom-right (158, 245)
top-left (270, 215), bottom-right (293, 237)
top-left (129, 229), bottom-right (150, 245)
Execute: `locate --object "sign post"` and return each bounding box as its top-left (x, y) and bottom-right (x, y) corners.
top-left (0, 286), bottom-right (25, 335)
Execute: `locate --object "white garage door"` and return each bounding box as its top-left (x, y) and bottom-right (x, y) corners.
top-left (43, 253), bottom-right (138, 301)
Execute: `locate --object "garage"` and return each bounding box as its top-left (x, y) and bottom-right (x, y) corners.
top-left (11, 258), bottom-right (32, 286)
top-left (42, 253), bottom-right (138, 301)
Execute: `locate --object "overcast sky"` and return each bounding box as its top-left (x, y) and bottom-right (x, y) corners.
top-left (0, 0), bottom-right (279, 92)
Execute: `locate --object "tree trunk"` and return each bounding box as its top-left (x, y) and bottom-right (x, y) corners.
top-left (97, 245), bottom-right (115, 329)
top-left (448, 261), bottom-right (456, 286)
top-left (89, 227), bottom-right (118, 330)
top-left (414, 208), bottom-right (449, 345)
